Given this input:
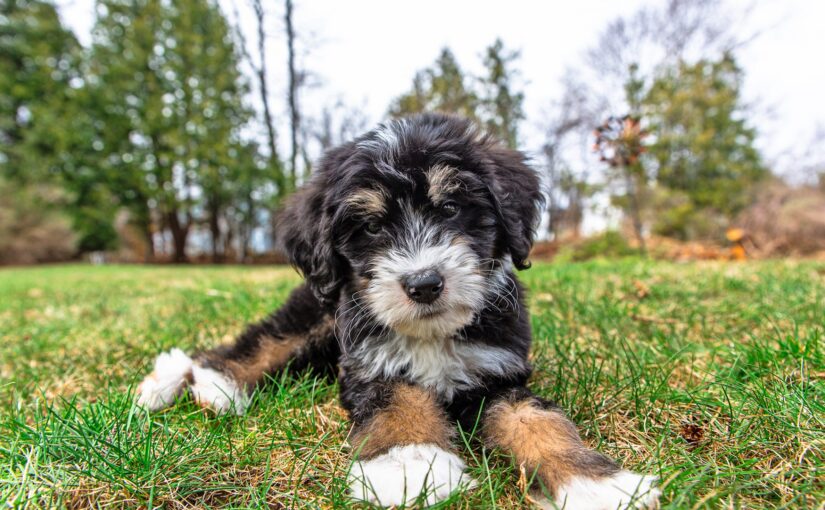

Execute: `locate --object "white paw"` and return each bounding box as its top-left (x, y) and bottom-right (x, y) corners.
top-left (136, 348), bottom-right (193, 411)
top-left (190, 365), bottom-right (249, 415)
top-left (349, 443), bottom-right (476, 506)
top-left (539, 470), bottom-right (660, 510)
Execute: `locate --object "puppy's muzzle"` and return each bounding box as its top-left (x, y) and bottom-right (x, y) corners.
top-left (402, 270), bottom-right (444, 304)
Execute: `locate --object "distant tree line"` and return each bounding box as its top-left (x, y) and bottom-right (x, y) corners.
top-left (388, 1), bottom-right (772, 249)
top-left (2, 0), bottom-right (816, 264)
top-left (540, 0), bottom-right (772, 247)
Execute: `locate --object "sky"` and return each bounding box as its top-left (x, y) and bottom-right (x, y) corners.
top-left (56, 0), bottom-right (824, 180)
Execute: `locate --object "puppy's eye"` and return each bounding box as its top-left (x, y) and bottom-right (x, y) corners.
top-left (441, 201), bottom-right (460, 218)
top-left (365, 221), bottom-right (383, 235)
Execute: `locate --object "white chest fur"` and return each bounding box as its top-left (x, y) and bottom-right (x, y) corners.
top-left (351, 334), bottom-right (522, 400)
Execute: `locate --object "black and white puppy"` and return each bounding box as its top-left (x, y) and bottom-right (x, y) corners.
top-left (137, 113), bottom-right (661, 509)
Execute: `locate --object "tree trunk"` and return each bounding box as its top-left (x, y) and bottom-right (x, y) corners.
top-left (166, 210), bottom-right (190, 263)
top-left (241, 193), bottom-right (254, 263)
top-left (248, 0), bottom-right (285, 249)
top-left (241, 229), bottom-right (251, 263)
top-left (285, 0), bottom-right (299, 189)
top-left (546, 206), bottom-right (560, 241)
top-left (142, 221), bottom-right (155, 263)
top-left (208, 203), bottom-right (222, 264)
top-left (626, 171), bottom-right (647, 256)
top-left (223, 223), bottom-right (234, 263)
top-left (134, 200), bottom-right (156, 263)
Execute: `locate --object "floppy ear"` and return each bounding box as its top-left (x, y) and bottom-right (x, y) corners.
top-left (276, 144), bottom-right (354, 306)
top-left (484, 146), bottom-right (545, 270)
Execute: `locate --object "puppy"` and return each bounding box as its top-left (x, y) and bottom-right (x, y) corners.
top-left (137, 113), bottom-right (661, 509)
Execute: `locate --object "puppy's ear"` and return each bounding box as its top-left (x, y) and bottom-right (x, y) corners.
top-left (276, 144), bottom-right (353, 306)
top-left (484, 146), bottom-right (545, 270)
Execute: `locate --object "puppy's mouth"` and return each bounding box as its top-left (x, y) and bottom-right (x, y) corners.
top-left (414, 306), bottom-right (445, 319)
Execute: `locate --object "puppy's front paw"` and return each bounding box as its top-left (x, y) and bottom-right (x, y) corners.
top-left (541, 470), bottom-right (661, 510)
top-left (136, 348), bottom-right (193, 411)
top-left (349, 443), bottom-right (476, 506)
top-left (190, 365), bottom-right (249, 415)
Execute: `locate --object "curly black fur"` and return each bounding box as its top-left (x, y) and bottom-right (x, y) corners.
top-left (196, 113), bottom-right (550, 423)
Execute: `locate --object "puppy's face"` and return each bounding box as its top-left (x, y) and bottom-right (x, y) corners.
top-left (278, 114), bottom-right (543, 340)
top-left (338, 162), bottom-right (499, 339)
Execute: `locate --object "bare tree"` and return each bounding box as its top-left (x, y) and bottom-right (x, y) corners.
top-left (541, 74), bottom-right (604, 240)
top-left (594, 115), bottom-right (650, 255)
top-left (586, 0), bottom-right (741, 84)
top-left (794, 124), bottom-right (825, 187)
top-left (230, 0), bottom-right (283, 193)
top-left (285, 0), bottom-right (300, 187)
top-left (309, 99), bottom-right (370, 151)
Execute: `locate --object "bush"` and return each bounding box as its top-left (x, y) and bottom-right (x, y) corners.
top-left (648, 187), bottom-right (727, 241)
top-left (0, 180), bottom-right (77, 264)
top-left (554, 231), bottom-right (637, 262)
top-left (736, 179), bottom-right (825, 256)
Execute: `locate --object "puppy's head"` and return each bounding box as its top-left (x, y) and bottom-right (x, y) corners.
top-left (278, 113), bottom-right (543, 339)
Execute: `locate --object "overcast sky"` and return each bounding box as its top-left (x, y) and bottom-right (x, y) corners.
top-left (57, 0), bottom-right (824, 178)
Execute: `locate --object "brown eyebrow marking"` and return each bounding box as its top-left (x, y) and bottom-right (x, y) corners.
top-left (344, 188), bottom-right (388, 216)
top-left (427, 164), bottom-right (463, 204)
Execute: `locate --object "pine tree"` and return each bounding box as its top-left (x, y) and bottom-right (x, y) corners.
top-left (91, 0), bottom-right (251, 262)
top-left (644, 55), bottom-right (767, 230)
top-left (0, 0), bottom-right (119, 251)
top-left (389, 48), bottom-right (478, 120)
top-left (480, 39), bottom-right (524, 149)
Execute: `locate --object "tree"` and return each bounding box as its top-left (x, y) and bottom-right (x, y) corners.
top-left (584, 0), bottom-right (742, 106)
top-left (480, 39), bottom-right (524, 149)
top-left (644, 55), bottom-right (767, 231)
top-left (0, 0), bottom-right (118, 252)
top-left (541, 75), bottom-right (601, 240)
top-left (226, 140), bottom-right (266, 262)
top-left (594, 114), bottom-right (650, 254)
top-left (389, 42), bottom-right (526, 148)
top-left (0, 0), bottom-right (78, 180)
top-left (91, 0), bottom-right (252, 262)
top-left (565, 1), bottom-right (764, 244)
top-left (168, 0), bottom-right (251, 262)
top-left (231, 0), bottom-right (287, 249)
top-left (308, 99), bottom-right (369, 151)
top-left (90, 0), bottom-right (169, 259)
top-left (284, 0), bottom-right (300, 188)
top-left (389, 48), bottom-right (478, 120)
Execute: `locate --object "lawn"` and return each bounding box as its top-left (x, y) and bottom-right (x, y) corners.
top-left (0, 260), bottom-right (823, 509)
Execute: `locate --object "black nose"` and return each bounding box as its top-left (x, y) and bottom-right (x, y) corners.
top-left (402, 271), bottom-right (444, 304)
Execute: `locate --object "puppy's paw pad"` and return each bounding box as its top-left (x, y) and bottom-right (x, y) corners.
top-left (548, 470), bottom-right (660, 510)
top-left (349, 443), bottom-right (475, 506)
top-left (136, 348), bottom-right (193, 411)
top-left (190, 365), bottom-right (249, 415)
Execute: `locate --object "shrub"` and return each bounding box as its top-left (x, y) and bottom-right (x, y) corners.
top-left (0, 180), bottom-right (77, 264)
top-left (648, 187), bottom-right (727, 241)
top-left (736, 179), bottom-right (825, 256)
top-left (554, 231), bottom-right (637, 262)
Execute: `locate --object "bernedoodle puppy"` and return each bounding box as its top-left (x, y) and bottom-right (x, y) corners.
top-left (136, 113), bottom-right (661, 509)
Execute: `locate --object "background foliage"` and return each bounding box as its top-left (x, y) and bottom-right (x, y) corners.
top-left (1, 0), bottom-right (823, 263)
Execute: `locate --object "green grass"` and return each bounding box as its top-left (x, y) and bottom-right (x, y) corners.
top-left (1, 260), bottom-right (823, 508)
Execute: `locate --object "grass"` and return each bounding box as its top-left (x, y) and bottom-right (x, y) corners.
top-left (0, 260), bottom-right (823, 509)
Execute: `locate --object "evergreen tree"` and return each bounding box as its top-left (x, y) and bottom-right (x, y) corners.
top-left (91, 0), bottom-right (251, 262)
top-left (644, 55), bottom-right (767, 228)
top-left (0, 0), bottom-right (78, 180)
top-left (0, 0), bottom-right (118, 251)
top-left (480, 39), bottom-right (524, 149)
top-left (389, 42), bottom-right (525, 150)
top-left (389, 48), bottom-right (478, 120)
